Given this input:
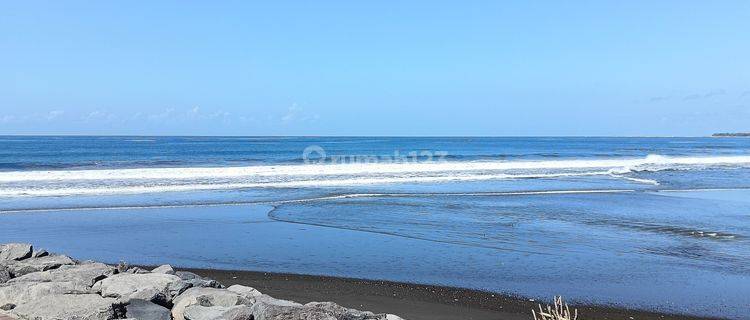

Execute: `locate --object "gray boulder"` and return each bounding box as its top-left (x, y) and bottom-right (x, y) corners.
top-left (254, 294), bottom-right (302, 308)
top-left (0, 266), bottom-right (9, 284)
top-left (175, 271), bottom-right (224, 289)
top-left (226, 285), bottom-right (262, 299)
top-left (31, 249), bottom-right (48, 258)
top-left (305, 302), bottom-right (385, 319)
top-left (172, 287), bottom-right (252, 320)
top-left (251, 300), bottom-right (387, 320)
top-left (151, 264), bottom-right (175, 274)
top-left (174, 271), bottom-right (201, 280)
top-left (0, 244), bottom-right (32, 262)
top-left (125, 299), bottom-right (171, 320)
top-left (0, 281), bottom-right (91, 306)
top-left (9, 293), bottom-right (124, 320)
top-left (93, 273), bottom-right (189, 305)
top-left (127, 267), bottom-right (151, 274)
top-left (2, 254), bottom-right (76, 277)
top-left (9, 262), bottom-right (114, 287)
top-left (184, 305), bottom-right (253, 320)
top-left (250, 303), bottom-right (334, 320)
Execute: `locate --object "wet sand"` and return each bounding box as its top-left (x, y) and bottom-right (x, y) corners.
top-left (178, 267), bottom-right (722, 320)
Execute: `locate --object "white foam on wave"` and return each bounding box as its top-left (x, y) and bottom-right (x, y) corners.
top-left (0, 154), bottom-right (748, 182)
top-left (0, 154), bottom-right (748, 197)
top-left (0, 172), bottom-right (614, 197)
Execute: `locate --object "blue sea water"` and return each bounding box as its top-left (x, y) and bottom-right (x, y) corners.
top-left (1, 136), bottom-right (750, 318)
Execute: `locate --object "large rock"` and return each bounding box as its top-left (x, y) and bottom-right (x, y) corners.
top-left (126, 267), bottom-right (151, 274)
top-left (0, 267), bottom-right (9, 284)
top-left (175, 271), bottom-right (224, 289)
top-left (151, 264), bottom-right (175, 275)
top-left (9, 262), bottom-right (114, 287)
top-left (9, 293), bottom-right (124, 320)
top-left (93, 273), bottom-right (189, 305)
top-left (226, 285), bottom-right (262, 299)
top-left (251, 300), bottom-right (387, 320)
top-left (306, 302), bottom-right (386, 320)
top-left (31, 249), bottom-right (49, 258)
top-left (172, 287), bottom-right (252, 320)
top-left (254, 294), bottom-right (302, 308)
top-left (2, 254), bottom-right (76, 277)
top-left (0, 281), bottom-right (91, 306)
top-left (184, 305), bottom-right (253, 320)
top-left (0, 244), bottom-right (32, 262)
top-left (125, 299), bottom-right (171, 320)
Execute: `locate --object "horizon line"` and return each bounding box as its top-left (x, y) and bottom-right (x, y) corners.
top-left (0, 134), bottom-right (737, 138)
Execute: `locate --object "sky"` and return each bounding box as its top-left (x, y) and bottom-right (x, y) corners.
top-left (1, 1), bottom-right (749, 136)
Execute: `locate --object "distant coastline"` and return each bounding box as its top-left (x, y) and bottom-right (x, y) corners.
top-left (712, 132), bottom-right (750, 137)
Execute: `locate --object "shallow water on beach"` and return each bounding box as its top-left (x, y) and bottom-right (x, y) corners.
top-left (1, 136), bottom-right (750, 318)
top-left (1, 191), bottom-right (749, 318)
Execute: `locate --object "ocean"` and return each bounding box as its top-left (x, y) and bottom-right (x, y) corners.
top-left (1, 136), bottom-right (749, 318)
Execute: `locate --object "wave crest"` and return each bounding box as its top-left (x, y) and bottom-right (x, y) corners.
top-left (0, 155), bottom-right (748, 197)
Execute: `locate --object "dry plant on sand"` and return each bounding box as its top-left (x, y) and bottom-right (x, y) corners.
top-left (532, 296), bottom-right (578, 320)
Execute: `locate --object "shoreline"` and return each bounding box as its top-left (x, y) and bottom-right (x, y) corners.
top-left (0, 243), bottom-right (405, 320)
top-left (0, 242), bottom-right (731, 320)
top-left (174, 266), bottom-right (723, 320)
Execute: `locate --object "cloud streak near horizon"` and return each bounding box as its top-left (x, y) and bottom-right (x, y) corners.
top-left (0, 105), bottom-right (322, 134)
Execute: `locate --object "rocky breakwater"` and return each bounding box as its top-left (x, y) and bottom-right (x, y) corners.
top-left (0, 243), bottom-right (405, 320)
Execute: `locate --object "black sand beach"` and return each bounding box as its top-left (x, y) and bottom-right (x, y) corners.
top-left (179, 267), bottom-right (722, 320)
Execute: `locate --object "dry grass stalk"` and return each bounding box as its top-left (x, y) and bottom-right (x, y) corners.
top-left (532, 296), bottom-right (578, 320)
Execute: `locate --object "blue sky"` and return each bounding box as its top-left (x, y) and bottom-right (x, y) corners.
top-left (1, 1), bottom-right (748, 136)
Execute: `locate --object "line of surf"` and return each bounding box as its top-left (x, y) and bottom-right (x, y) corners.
top-left (1, 154), bottom-right (749, 182)
top-left (0, 171), bottom-right (620, 197)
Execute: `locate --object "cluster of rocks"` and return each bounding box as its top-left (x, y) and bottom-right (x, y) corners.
top-left (0, 243), bottom-right (404, 320)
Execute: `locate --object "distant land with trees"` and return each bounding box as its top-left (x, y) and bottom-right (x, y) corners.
top-left (713, 132), bottom-right (750, 137)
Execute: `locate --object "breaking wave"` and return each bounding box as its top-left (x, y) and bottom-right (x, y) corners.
top-left (1, 154), bottom-right (749, 197)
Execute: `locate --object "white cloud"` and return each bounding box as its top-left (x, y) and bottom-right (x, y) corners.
top-left (208, 110), bottom-right (230, 120)
top-left (0, 115), bottom-right (16, 123)
top-left (45, 110), bottom-right (64, 121)
top-left (186, 106), bottom-right (200, 118)
top-left (281, 105), bottom-right (300, 123)
top-left (280, 104), bottom-right (319, 124)
top-left (82, 110), bottom-right (117, 122)
top-left (148, 108), bottom-right (175, 121)
top-left (237, 115), bottom-right (256, 123)
top-left (683, 89), bottom-right (726, 100)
